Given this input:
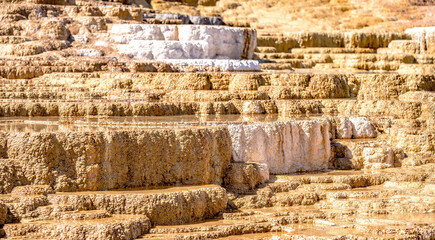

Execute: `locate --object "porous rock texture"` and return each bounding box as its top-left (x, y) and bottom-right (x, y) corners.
top-left (0, 119), bottom-right (336, 193)
top-left (48, 185), bottom-right (228, 225)
top-left (0, 202), bottom-right (6, 225)
top-left (224, 162), bottom-right (269, 193)
top-left (4, 215), bottom-right (152, 240)
top-left (3, 128), bottom-right (231, 192)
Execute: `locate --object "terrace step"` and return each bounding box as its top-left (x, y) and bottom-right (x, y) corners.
top-left (0, 96), bottom-right (431, 117)
top-left (260, 63), bottom-right (297, 70)
top-left (255, 46), bottom-right (277, 53)
top-left (136, 171), bottom-right (435, 239)
top-left (291, 48), bottom-right (376, 54)
top-left (0, 185), bottom-right (228, 227)
top-left (22, 210), bottom-right (111, 222)
top-left (256, 32), bottom-right (409, 52)
top-left (398, 64), bottom-right (435, 74)
top-left (3, 214), bottom-right (151, 240)
top-left (388, 40), bottom-right (421, 54)
top-left (140, 220), bottom-right (275, 240)
top-left (255, 53), bottom-right (304, 59)
top-left (229, 163), bottom-right (435, 212)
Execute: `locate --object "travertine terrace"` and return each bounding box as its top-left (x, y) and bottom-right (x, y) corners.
top-left (0, 0), bottom-right (434, 239)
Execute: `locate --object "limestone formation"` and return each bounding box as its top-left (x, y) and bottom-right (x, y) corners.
top-left (228, 120), bottom-right (331, 174)
top-left (4, 215), bottom-right (151, 240)
top-left (111, 24), bottom-right (257, 60)
top-left (0, 203), bottom-right (6, 225)
top-left (406, 27), bottom-right (435, 54)
top-left (11, 185), bottom-right (54, 196)
top-left (224, 162), bottom-right (269, 193)
top-left (4, 128), bottom-right (231, 191)
top-left (48, 185), bottom-right (228, 225)
top-left (143, 13), bottom-right (225, 25)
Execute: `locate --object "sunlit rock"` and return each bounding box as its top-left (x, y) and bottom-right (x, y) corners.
top-left (228, 120), bottom-right (331, 174)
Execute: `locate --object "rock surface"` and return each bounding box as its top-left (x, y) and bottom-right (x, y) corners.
top-left (224, 162), bottom-right (269, 193)
top-left (1, 128), bottom-right (231, 192)
top-left (336, 117), bottom-right (377, 139)
top-left (110, 24), bottom-right (257, 60)
top-left (4, 215), bottom-right (151, 240)
top-left (406, 27), bottom-right (435, 54)
top-left (143, 13), bottom-right (225, 25)
top-left (48, 185), bottom-right (228, 225)
top-left (228, 120), bottom-right (331, 174)
top-left (0, 202), bottom-right (6, 225)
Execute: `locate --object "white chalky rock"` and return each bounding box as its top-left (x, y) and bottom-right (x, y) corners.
top-left (118, 40), bottom-right (209, 59)
top-left (177, 25), bottom-right (256, 59)
top-left (405, 27), bottom-right (435, 54)
top-left (350, 117), bottom-right (376, 139)
top-left (383, 181), bottom-right (400, 188)
top-left (94, 40), bottom-right (110, 47)
top-left (282, 227), bottom-right (294, 233)
top-left (109, 24), bottom-right (257, 60)
top-left (228, 120), bottom-right (331, 174)
top-left (330, 192), bottom-right (348, 199)
top-left (336, 117), bottom-right (376, 139)
top-left (110, 24), bottom-right (149, 35)
top-left (72, 35), bottom-right (89, 44)
top-left (314, 219), bottom-right (336, 226)
top-left (110, 24), bottom-right (179, 42)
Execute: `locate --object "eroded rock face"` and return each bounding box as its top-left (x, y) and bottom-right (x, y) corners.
top-left (0, 119), bottom-right (335, 192)
top-left (363, 147), bottom-right (405, 169)
top-left (228, 120), bottom-right (331, 174)
top-left (0, 202), bottom-right (6, 225)
top-left (0, 40), bottom-right (70, 56)
top-left (143, 13), bottom-right (225, 25)
top-left (0, 159), bottom-right (26, 194)
top-left (224, 162), bottom-right (269, 193)
top-left (38, 20), bottom-right (71, 40)
top-left (331, 139), bottom-right (406, 170)
top-left (4, 215), bottom-right (151, 240)
top-left (406, 27), bottom-right (435, 54)
top-left (158, 59), bottom-right (261, 71)
top-left (5, 128), bottom-right (232, 191)
top-left (256, 32), bottom-right (409, 52)
top-left (48, 186), bottom-right (228, 225)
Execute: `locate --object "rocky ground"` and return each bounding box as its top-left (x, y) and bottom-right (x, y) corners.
top-left (0, 0), bottom-right (433, 239)
top-left (151, 0), bottom-right (435, 32)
